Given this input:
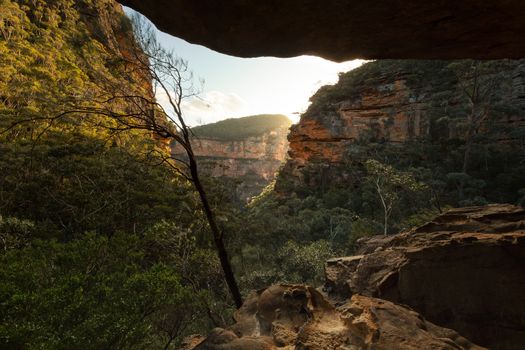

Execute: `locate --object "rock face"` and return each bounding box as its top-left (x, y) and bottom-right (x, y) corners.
top-left (173, 126), bottom-right (289, 202)
top-left (325, 204), bottom-right (525, 350)
top-left (187, 284), bottom-right (485, 350)
top-left (287, 77), bottom-right (424, 164)
top-left (276, 60), bottom-right (525, 191)
top-left (119, 0), bottom-right (525, 61)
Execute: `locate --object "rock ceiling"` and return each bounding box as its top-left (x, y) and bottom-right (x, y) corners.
top-left (120, 0), bottom-right (525, 61)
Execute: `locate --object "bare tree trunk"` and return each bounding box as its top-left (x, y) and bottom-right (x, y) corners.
top-left (383, 209), bottom-right (388, 236)
top-left (188, 156), bottom-right (243, 308)
top-left (459, 138), bottom-right (472, 197)
top-left (459, 121), bottom-right (475, 199)
top-left (376, 179), bottom-right (388, 236)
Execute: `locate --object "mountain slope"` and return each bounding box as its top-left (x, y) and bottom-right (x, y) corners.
top-left (192, 114), bottom-right (292, 140)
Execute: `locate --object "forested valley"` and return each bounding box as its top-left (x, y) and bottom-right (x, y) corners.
top-left (1, 1), bottom-right (524, 349)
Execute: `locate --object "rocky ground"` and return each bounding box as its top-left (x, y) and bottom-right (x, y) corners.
top-left (182, 204), bottom-right (525, 349)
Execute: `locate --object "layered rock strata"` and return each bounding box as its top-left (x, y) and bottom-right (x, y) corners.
top-left (173, 128), bottom-right (289, 202)
top-left (277, 60), bottom-right (525, 191)
top-left (325, 204), bottom-right (525, 350)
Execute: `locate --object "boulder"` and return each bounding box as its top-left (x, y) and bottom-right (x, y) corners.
top-left (189, 284), bottom-right (485, 350)
top-left (325, 204), bottom-right (525, 349)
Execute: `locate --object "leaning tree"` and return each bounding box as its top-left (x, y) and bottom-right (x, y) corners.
top-left (2, 13), bottom-right (244, 308)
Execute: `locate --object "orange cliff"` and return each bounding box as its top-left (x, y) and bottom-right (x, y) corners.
top-left (288, 77), bottom-right (426, 166)
top-left (278, 60), bottom-right (525, 191)
top-left (172, 126), bottom-right (289, 202)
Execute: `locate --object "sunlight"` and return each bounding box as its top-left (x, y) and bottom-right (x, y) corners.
top-left (173, 57), bottom-right (365, 125)
top-left (123, 7), bottom-right (366, 125)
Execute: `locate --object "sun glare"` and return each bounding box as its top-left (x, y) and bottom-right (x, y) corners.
top-left (124, 7), bottom-right (366, 126)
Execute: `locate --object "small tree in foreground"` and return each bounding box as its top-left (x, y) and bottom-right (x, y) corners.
top-left (121, 16), bottom-right (244, 308)
top-left (365, 159), bottom-right (426, 235)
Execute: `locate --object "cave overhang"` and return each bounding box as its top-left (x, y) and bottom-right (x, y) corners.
top-left (120, 0), bottom-right (525, 61)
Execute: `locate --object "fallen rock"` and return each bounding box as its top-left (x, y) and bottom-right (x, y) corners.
top-left (325, 204), bottom-right (525, 350)
top-left (190, 284), bottom-right (485, 350)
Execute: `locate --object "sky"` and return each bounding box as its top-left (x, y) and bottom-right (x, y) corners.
top-left (124, 8), bottom-right (365, 126)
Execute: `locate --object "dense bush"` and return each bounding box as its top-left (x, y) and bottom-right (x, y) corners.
top-left (0, 230), bottom-right (210, 349)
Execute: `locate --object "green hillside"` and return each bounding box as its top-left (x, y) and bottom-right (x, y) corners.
top-left (192, 114), bottom-right (292, 140)
top-left (0, 2), bottom-right (225, 348)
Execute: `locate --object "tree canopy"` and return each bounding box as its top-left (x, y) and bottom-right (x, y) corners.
top-left (192, 114), bottom-right (292, 140)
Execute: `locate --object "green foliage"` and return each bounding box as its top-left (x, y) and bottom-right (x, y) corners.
top-left (234, 239), bottom-right (334, 290)
top-left (3, 0), bottom-right (524, 346)
top-left (0, 137), bottom-right (197, 239)
top-left (0, 231), bottom-right (207, 349)
top-left (0, 215), bottom-right (35, 252)
top-left (303, 60), bottom-right (450, 119)
top-left (0, 0), bottom-right (187, 239)
top-left (142, 221), bottom-right (234, 326)
top-left (0, 1), bottom-right (235, 347)
top-left (276, 58), bottom-right (525, 240)
top-left (365, 159), bottom-right (426, 192)
top-left (222, 182), bottom-right (381, 291)
top-left (191, 114), bottom-right (292, 140)
top-left (276, 240), bottom-right (334, 286)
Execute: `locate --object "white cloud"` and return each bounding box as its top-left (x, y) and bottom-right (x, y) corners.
top-left (154, 58), bottom-right (368, 127)
top-left (156, 90), bottom-right (249, 126)
top-left (181, 91), bottom-right (249, 126)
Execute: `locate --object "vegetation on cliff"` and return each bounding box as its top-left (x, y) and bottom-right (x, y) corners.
top-left (191, 114), bottom-right (292, 140)
top-left (222, 59), bottom-right (525, 293)
top-left (276, 59), bottom-right (525, 231)
top-left (2, 1), bottom-right (525, 348)
top-left (0, 1), bottom-right (232, 348)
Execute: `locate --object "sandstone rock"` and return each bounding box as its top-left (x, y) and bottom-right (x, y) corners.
top-left (180, 335), bottom-right (206, 350)
top-left (189, 284), bottom-right (485, 350)
top-left (276, 60), bottom-right (525, 191)
top-left (172, 126), bottom-right (289, 202)
top-left (325, 204), bottom-right (525, 350)
top-left (120, 1), bottom-right (525, 61)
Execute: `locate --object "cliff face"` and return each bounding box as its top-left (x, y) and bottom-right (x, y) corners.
top-left (324, 204), bottom-right (525, 350)
top-left (199, 130), bottom-right (288, 202)
top-left (287, 78), bottom-right (425, 166)
top-left (191, 128), bottom-right (289, 162)
top-left (277, 60), bottom-right (525, 192)
top-left (0, 0), bottom-right (153, 115)
top-left (173, 119), bottom-right (290, 202)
